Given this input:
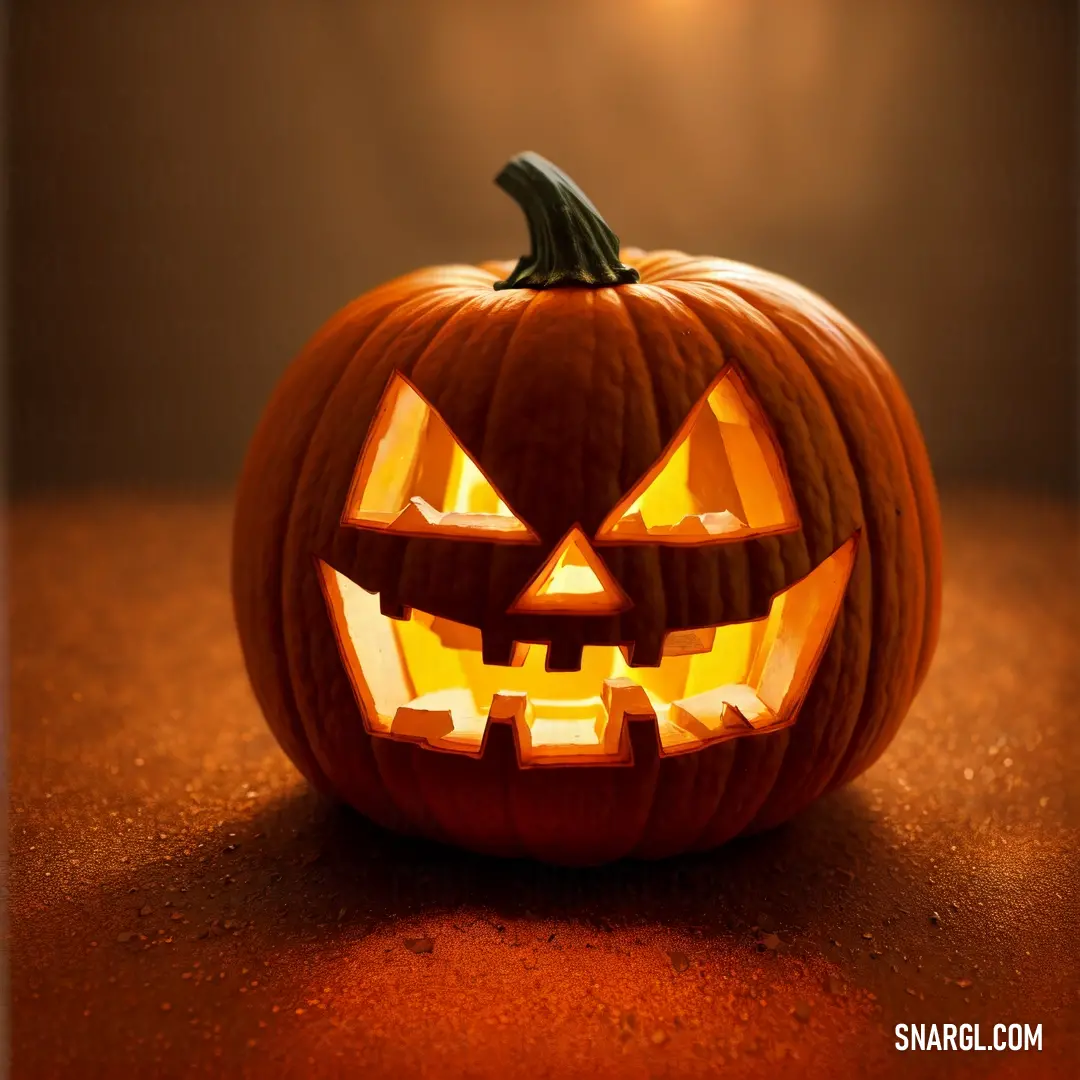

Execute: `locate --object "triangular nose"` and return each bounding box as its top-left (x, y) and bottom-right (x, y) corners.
top-left (508, 526), bottom-right (632, 615)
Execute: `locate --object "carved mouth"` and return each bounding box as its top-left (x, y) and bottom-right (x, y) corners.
top-left (319, 535), bottom-right (857, 766)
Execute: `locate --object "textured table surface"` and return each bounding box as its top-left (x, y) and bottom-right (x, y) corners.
top-left (8, 492), bottom-right (1079, 1079)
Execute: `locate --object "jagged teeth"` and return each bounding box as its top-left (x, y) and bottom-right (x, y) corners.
top-left (322, 531), bottom-right (858, 766)
top-left (389, 679), bottom-right (779, 762)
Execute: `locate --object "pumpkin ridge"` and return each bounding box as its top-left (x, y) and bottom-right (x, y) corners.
top-left (612, 300), bottom-right (634, 650)
top-left (730, 313), bottom-right (871, 815)
top-left (620, 289), bottom-right (700, 652)
top-left (656, 287), bottom-right (803, 635)
top-left (323, 291), bottom-right (489, 616)
top-left (472, 290), bottom-right (598, 533)
top-left (509, 726), bottom-right (664, 865)
top-left (655, 260), bottom-right (929, 681)
top-left (614, 285), bottom-right (698, 437)
top-left (630, 249), bottom-right (700, 283)
top-left (281, 287), bottom-right (484, 824)
top-left (722, 306), bottom-right (894, 821)
top-left (628, 747), bottom-right (703, 859)
top-left (699, 277), bottom-right (920, 824)
top-left (656, 278), bottom-right (869, 829)
top-left (387, 302), bottom-right (541, 646)
top-left (836, 320), bottom-right (941, 692)
top-left (608, 288), bottom-right (669, 496)
top-left (656, 281), bottom-right (829, 590)
top-left (632, 739), bottom-right (741, 859)
top-left (690, 736), bottom-right (790, 851)
top-left (474, 259), bottom-right (514, 280)
top-left (235, 290), bottom-right (422, 795)
top-left (591, 289), bottom-right (671, 650)
top-left (650, 286), bottom-right (770, 631)
top-left (623, 287), bottom-right (798, 847)
top-left (820, 387), bottom-right (922, 786)
top-left (410, 289), bottom-right (543, 658)
top-left (721, 316), bottom-right (856, 826)
top-left (740, 289), bottom-right (923, 803)
top-left (398, 289), bottom-right (521, 488)
top-left (474, 289), bottom-right (546, 474)
top-left (412, 726), bottom-right (525, 858)
top-left (468, 295), bottom-right (542, 450)
top-left (830, 323), bottom-right (941, 780)
top-left (624, 284), bottom-right (749, 633)
top-left (609, 287), bottom-right (676, 651)
top-left (372, 739), bottom-right (453, 845)
top-left (655, 279), bottom-right (843, 538)
top-left (366, 287), bottom-right (522, 704)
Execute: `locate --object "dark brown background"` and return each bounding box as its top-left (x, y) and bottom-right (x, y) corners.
top-left (7, 0), bottom-right (1078, 496)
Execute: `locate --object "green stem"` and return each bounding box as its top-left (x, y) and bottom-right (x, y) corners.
top-left (493, 152), bottom-right (640, 291)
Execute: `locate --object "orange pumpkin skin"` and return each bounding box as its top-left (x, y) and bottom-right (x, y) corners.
top-left (232, 166), bottom-right (940, 867)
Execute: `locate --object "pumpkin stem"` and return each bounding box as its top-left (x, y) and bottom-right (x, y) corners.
top-left (493, 152), bottom-right (640, 291)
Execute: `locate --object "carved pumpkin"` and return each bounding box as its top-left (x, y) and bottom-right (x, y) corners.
top-left (232, 153), bottom-right (941, 865)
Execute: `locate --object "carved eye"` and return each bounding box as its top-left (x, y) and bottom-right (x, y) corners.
top-left (343, 372), bottom-right (538, 542)
top-left (595, 367), bottom-right (800, 544)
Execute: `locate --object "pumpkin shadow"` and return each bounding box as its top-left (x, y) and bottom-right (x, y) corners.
top-left (222, 780), bottom-right (963, 1023)
top-left (14, 774), bottom-right (960, 1053)
top-left (205, 778), bottom-right (909, 948)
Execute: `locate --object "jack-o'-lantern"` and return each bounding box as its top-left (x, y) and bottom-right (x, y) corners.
top-left (232, 153), bottom-right (941, 866)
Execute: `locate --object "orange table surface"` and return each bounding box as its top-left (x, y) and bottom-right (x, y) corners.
top-left (8, 492), bottom-right (1078, 1079)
